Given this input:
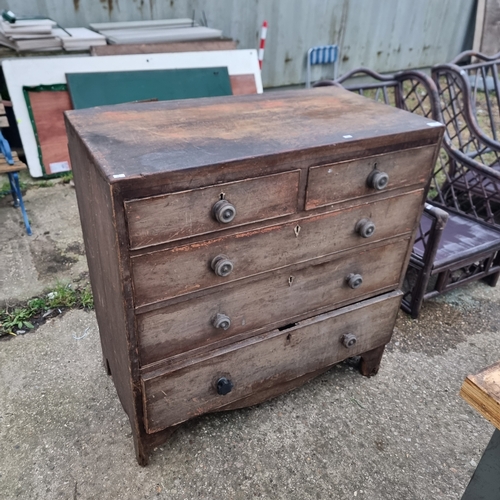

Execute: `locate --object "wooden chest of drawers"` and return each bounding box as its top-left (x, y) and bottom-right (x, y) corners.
top-left (65, 87), bottom-right (443, 465)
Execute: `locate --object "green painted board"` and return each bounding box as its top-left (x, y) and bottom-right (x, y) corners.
top-left (66, 67), bottom-right (232, 109)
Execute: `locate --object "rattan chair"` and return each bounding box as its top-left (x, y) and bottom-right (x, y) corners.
top-left (315, 68), bottom-right (500, 318)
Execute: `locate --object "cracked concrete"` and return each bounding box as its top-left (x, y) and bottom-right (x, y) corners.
top-left (1, 182), bottom-right (499, 499)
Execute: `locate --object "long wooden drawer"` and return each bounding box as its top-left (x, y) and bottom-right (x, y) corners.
top-left (131, 189), bottom-right (423, 307)
top-left (141, 291), bottom-right (402, 433)
top-left (125, 170), bottom-right (300, 249)
top-left (305, 145), bottom-right (435, 210)
top-left (137, 237), bottom-right (409, 365)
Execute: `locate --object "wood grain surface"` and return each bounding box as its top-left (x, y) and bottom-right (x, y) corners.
top-left (141, 291), bottom-right (402, 433)
top-left (305, 145), bottom-right (436, 210)
top-left (131, 190), bottom-right (423, 307)
top-left (65, 87), bottom-right (444, 180)
top-left (461, 361), bottom-right (500, 430)
top-left (137, 238), bottom-right (409, 366)
top-left (125, 170), bottom-right (300, 249)
top-left (0, 152), bottom-right (27, 173)
top-left (91, 39), bottom-right (237, 56)
top-left (66, 126), bottom-right (138, 432)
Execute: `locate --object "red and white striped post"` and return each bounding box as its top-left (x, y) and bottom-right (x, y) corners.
top-left (258, 20), bottom-right (267, 70)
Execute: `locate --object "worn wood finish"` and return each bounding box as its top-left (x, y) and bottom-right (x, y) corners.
top-left (125, 170), bottom-right (300, 249)
top-left (305, 145), bottom-right (436, 210)
top-left (461, 361), bottom-right (500, 431)
top-left (0, 152), bottom-right (27, 173)
top-left (131, 190), bottom-right (423, 306)
top-left (65, 87), bottom-right (441, 181)
top-left (65, 87), bottom-right (441, 464)
top-left (137, 238), bottom-right (408, 366)
top-left (359, 345), bottom-right (387, 377)
top-left (65, 125), bottom-right (140, 441)
top-left (142, 292), bottom-right (402, 433)
top-left (91, 39), bottom-right (237, 56)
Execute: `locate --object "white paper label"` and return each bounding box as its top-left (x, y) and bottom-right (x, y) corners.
top-left (49, 161), bottom-right (71, 173)
top-left (113, 174), bottom-right (126, 178)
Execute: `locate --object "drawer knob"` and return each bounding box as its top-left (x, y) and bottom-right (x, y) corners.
top-left (213, 200), bottom-right (236, 224)
top-left (211, 254), bottom-right (234, 277)
top-left (367, 169), bottom-right (389, 190)
top-left (355, 218), bottom-right (376, 238)
top-left (213, 313), bottom-right (231, 330)
top-left (347, 273), bottom-right (363, 289)
top-left (217, 377), bottom-right (233, 395)
top-left (341, 333), bottom-right (357, 348)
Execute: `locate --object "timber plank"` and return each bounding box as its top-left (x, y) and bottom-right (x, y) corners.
top-left (91, 39), bottom-right (237, 56)
top-left (461, 361), bottom-right (500, 430)
top-left (0, 152), bottom-right (27, 174)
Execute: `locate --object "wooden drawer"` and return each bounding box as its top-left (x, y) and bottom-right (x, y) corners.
top-left (131, 189), bottom-right (423, 307)
top-left (141, 291), bottom-right (402, 433)
top-left (137, 238), bottom-right (409, 365)
top-left (305, 145), bottom-right (435, 210)
top-left (125, 170), bottom-right (300, 249)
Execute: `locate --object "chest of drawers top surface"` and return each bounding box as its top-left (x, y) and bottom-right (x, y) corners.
top-left (65, 86), bottom-right (441, 182)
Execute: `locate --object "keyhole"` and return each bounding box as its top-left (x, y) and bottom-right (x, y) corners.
top-left (288, 276), bottom-right (294, 286)
top-left (219, 192), bottom-right (225, 200)
top-left (294, 225), bottom-right (301, 237)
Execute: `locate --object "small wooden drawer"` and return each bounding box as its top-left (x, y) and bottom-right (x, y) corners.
top-left (131, 189), bottom-right (423, 307)
top-left (305, 146), bottom-right (435, 210)
top-left (137, 238), bottom-right (409, 365)
top-left (141, 291), bottom-right (402, 433)
top-left (125, 170), bottom-right (300, 249)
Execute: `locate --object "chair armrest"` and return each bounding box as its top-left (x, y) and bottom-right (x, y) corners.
top-left (411, 204), bottom-right (449, 266)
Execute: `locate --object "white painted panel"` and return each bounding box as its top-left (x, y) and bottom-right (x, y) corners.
top-left (3, 49), bottom-right (262, 177)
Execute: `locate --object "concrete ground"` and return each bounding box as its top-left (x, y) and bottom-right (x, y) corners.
top-left (1, 182), bottom-right (499, 499)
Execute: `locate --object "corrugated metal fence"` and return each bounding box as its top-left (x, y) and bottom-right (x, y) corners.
top-left (2, 0), bottom-right (477, 87)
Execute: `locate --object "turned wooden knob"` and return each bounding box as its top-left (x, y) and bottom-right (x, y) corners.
top-left (341, 333), bottom-right (357, 348)
top-left (212, 200), bottom-right (236, 223)
top-left (213, 313), bottom-right (231, 330)
top-left (367, 169), bottom-right (389, 190)
top-left (356, 218), bottom-right (376, 238)
top-left (211, 255), bottom-right (234, 277)
top-left (347, 273), bottom-right (363, 289)
top-left (216, 377), bottom-right (233, 395)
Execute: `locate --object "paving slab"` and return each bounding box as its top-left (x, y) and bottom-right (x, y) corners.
top-left (1, 282), bottom-right (499, 500)
top-left (0, 183), bottom-right (87, 305)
